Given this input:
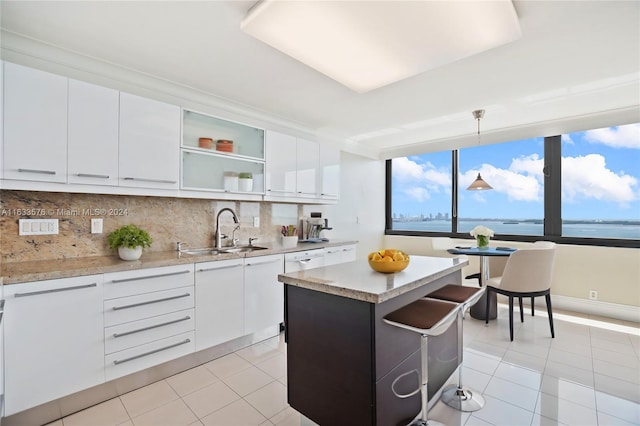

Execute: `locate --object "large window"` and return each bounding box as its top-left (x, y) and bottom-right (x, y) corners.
top-left (391, 151), bottom-right (451, 232)
top-left (561, 124), bottom-right (640, 239)
top-left (458, 138), bottom-right (544, 236)
top-left (387, 123), bottom-right (640, 246)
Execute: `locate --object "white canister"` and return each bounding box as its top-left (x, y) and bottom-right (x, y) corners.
top-left (224, 172), bottom-right (239, 192)
top-left (238, 173), bottom-right (253, 192)
top-left (281, 235), bottom-right (298, 249)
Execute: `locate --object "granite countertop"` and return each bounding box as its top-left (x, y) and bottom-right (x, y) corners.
top-left (278, 255), bottom-right (469, 304)
top-left (1, 239), bottom-right (357, 285)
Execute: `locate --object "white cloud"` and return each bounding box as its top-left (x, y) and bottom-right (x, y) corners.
top-left (583, 123), bottom-right (640, 149)
top-left (392, 157), bottom-right (450, 201)
top-left (561, 134), bottom-right (575, 145)
top-left (404, 186), bottom-right (430, 202)
top-left (562, 154), bottom-right (638, 205)
top-left (460, 154), bottom-right (543, 202)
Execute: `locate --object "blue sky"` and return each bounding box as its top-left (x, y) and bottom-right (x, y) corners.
top-left (392, 123), bottom-right (640, 221)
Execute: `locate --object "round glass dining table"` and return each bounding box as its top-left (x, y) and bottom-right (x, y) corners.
top-left (447, 246), bottom-right (517, 320)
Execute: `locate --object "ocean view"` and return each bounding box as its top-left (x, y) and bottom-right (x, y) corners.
top-left (392, 219), bottom-right (640, 240)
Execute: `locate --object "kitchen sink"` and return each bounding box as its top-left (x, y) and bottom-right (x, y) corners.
top-left (219, 245), bottom-right (268, 253)
top-left (180, 246), bottom-right (268, 256)
top-left (181, 248), bottom-right (221, 256)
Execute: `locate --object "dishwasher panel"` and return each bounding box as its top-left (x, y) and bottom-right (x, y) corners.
top-left (284, 249), bottom-right (325, 273)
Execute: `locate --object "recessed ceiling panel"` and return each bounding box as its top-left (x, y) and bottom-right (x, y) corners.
top-left (241, 0), bottom-right (521, 93)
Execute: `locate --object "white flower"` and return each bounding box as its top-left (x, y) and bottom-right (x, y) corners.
top-left (470, 225), bottom-right (494, 238)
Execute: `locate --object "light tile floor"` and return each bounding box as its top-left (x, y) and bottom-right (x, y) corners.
top-left (50, 305), bottom-right (639, 425)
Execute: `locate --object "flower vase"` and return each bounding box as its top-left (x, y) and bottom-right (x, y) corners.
top-left (476, 235), bottom-right (490, 249)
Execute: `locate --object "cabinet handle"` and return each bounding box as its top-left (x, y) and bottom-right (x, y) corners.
top-left (246, 259), bottom-right (281, 267)
top-left (197, 264), bottom-right (242, 272)
top-left (113, 315), bottom-right (191, 338)
top-left (266, 189), bottom-right (294, 194)
top-left (111, 293), bottom-right (191, 311)
top-left (321, 193), bottom-right (338, 197)
top-left (297, 191), bottom-right (317, 195)
top-left (14, 283), bottom-right (97, 298)
top-left (110, 269), bottom-right (191, 284)
top-left (123, 177), bottom-right (177, 184)
top-left (76, 173), bottom-right (110, 179)
top-left (113, 338), bottom-right (191, 365)
top-left (18, 168), bottom-right (56, 175)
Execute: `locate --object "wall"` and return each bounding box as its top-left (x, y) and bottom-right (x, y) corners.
top-left (385, 234), bottom-right (640, 321)
top-left (0, 190), bottom-right (308, 263)
top-left (0, 151), bottom-right (386, 263)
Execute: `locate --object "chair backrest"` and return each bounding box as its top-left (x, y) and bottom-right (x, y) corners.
top-left (498, 242), bottom-right (557, 293)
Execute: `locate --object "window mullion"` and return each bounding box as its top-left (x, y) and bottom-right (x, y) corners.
top-left (544, 136), bottom-right (562, 237)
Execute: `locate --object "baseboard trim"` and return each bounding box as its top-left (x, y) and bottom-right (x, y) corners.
top-left (512, 294), bottom-right (640, 323)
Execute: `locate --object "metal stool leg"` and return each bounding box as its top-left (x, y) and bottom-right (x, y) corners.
top-left (439, 307), bottom-right (485, 412)
top-left (408, 334), bottom-right (445, 426)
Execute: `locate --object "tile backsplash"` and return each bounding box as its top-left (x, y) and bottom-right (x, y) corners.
top-left (1, 190), bottom-right (314, 263)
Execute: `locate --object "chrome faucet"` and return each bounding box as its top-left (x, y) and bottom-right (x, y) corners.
top-left (214, 208), bottom-right (239, 249)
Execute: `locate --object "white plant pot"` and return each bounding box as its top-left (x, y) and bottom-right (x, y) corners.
top-left (118, 246), bottom-right (143, 261)
top-left (281, 235), bottom-right (298, 249)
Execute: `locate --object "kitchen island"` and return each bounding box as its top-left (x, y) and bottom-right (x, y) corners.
top-left (278, 255), bottom-right (468, 426)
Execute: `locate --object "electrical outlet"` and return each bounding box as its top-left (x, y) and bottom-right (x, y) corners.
top-left (91, 218), bottom-right (103, 234)
top-left (253, 216), bottom-right (260, 227)
top-left (589, 290), bottom-right (598, 300)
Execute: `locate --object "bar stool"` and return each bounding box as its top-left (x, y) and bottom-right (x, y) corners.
top-left (384, 298), bottom-right (459, 426)
top-left (426, 284), bottom-right (486, 412)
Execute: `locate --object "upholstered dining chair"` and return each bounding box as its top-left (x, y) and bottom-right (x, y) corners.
top-left (485, 241), bottom-right (557, 341)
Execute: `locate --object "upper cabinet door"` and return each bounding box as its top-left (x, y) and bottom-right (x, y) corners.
top-left (296, 137), bottom-right (319, 198)
top-left (319, 144), bottom-right (340, 200)
top-left (265, 130), bottom-right (297, 196)
top-left (68, 79), bottom-right (119, 186)
top-left (3, 62), bottom-right (68, 183)
top-left (119, 92), bottom-right (180, 189)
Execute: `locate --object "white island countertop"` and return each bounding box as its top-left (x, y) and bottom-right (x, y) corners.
top-left (278, 255), bottom-right (468, 304)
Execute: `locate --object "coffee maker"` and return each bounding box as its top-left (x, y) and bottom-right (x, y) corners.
top-left (299, 212), bottom-right (332, 242)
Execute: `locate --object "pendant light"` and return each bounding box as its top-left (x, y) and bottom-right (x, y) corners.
top-left (467, 109), bottom-right (493, 190)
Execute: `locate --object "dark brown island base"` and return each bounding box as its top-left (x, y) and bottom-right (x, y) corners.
top-left (278, 255), bottom-right (469, 426)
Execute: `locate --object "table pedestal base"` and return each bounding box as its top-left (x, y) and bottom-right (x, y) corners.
top-left (469, 290), bottom-right (497, 320)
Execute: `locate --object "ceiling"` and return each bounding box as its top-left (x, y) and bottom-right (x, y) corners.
top-left (1, 1), bottom-right (639, 159)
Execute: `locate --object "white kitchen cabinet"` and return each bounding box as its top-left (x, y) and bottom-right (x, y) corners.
top-left (324, 244), bottom-right (357, 266)
top-left (194, 258), bottom-right (244, 351)
top-left (265, 130), bottom-right (297, 197)
top-left (3, 62), bottom-right (68, 183)
top-left (119, 92), bottom-right (181, 189)
top-left (244, 254), bottom-right (284, 335)
top-left (296, 137), bottom-right (319, 198)
top-left (68, 79), bottom-right (119, 186)
top-left (3, 275), bottom-right (104, 415)
top-left (103, 265), bottom-right (195, 381)
top-left (319, 143), bottom-right (340, 201)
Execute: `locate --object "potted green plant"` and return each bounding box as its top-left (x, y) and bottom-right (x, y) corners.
top-left (107, 224), bottom-right (153, 261)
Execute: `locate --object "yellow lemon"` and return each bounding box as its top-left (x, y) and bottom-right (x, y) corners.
top-left (381, 255), bottom-right (393, 262)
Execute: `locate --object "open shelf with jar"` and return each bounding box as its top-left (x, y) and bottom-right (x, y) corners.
top-left (182, 109), bottom-right (264, 160)
top-left (181, 109), bottom-right (265, 195)
top-left (181, 149), bottom-right (264, 194)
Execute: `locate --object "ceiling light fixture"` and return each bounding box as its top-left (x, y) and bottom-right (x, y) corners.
top-left (467, 109), bottom-right (492, 190)
top-left (467, 173), bottom-right (493, 191)
top-left (241, 1), bottom-right (521, 93)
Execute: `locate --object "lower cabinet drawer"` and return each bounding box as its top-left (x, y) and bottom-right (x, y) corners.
top-left (104, 308), bottom-right (195, 355)
top-left (105, 331), bottom-right (195, 381)
top-left (104, 286), bottom-right (194, 327)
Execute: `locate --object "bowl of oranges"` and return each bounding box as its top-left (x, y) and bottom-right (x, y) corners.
top-left (368, 249), bottom-right (410, 273)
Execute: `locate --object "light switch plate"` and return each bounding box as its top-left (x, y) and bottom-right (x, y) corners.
top-left (91, 218), bottom-right (103, 234)
top-left (18, 219), bottom-right (59, 235)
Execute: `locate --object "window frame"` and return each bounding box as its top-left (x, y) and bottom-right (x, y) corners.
top-left (385, 135), bottom-right (639, 249)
